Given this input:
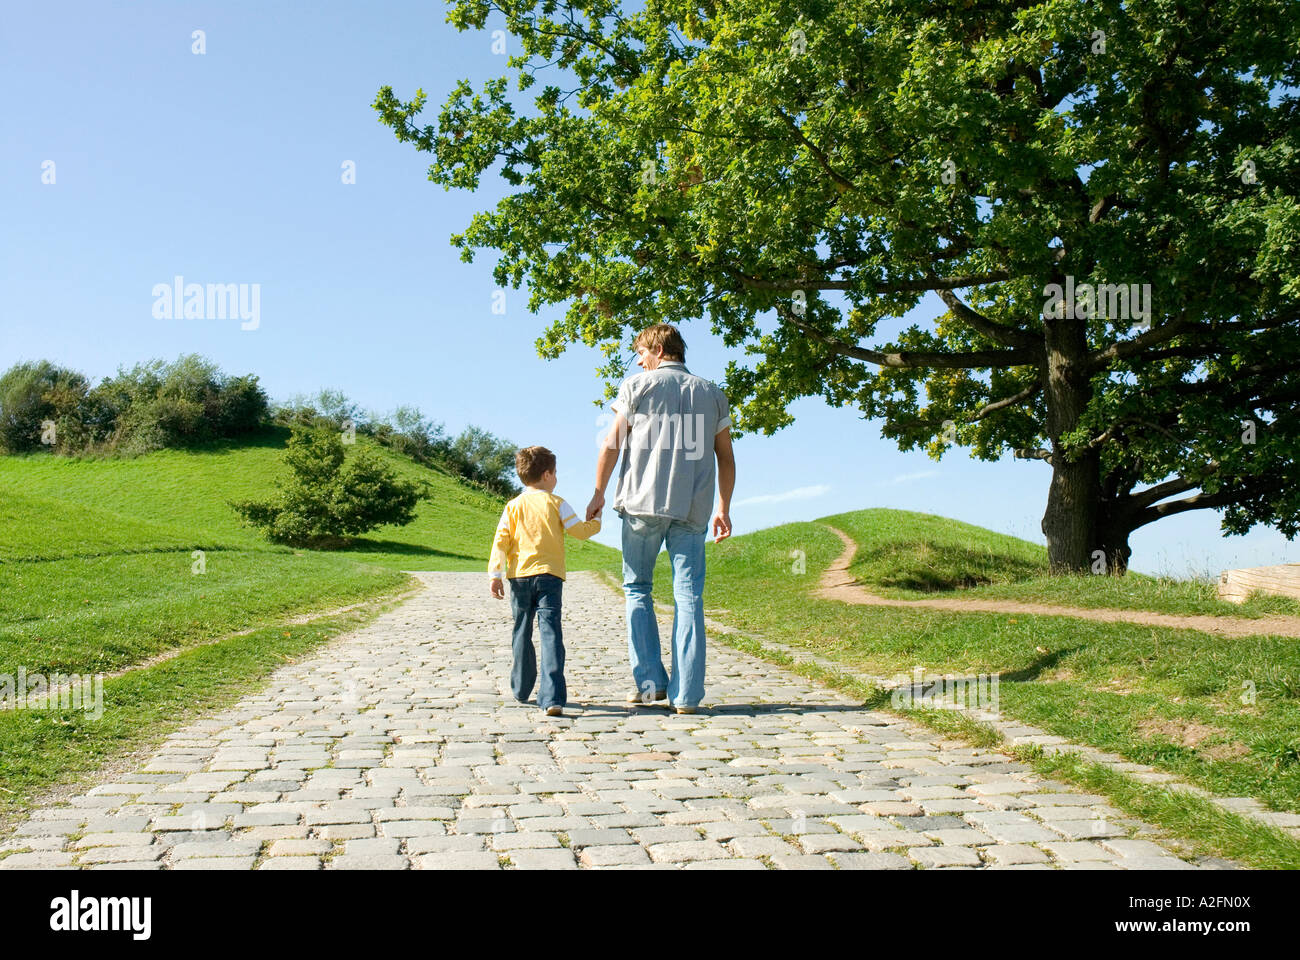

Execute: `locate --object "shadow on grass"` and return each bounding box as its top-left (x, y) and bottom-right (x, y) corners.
top-left (336, 539), bottom-right (479, 561)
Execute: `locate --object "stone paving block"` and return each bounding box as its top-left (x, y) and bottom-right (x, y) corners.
top-left (860, 802), bottom-right (923, 817)
top-left (1115, 857), bottom-right (1199, 870)
top-left (328, 855), bottom-right (411, 870)
top-left (1099, 838), bottom-right (1178, 859)
top-left (375, 806), bottom-right (455, 821)
top-left (267, 838), bottom-right (332, 856)
top-left (258, 856), bottom-right (321, 870)
top-left (798, 834), bottom-right (865, 854)
top-left (76, 845), bottom-right (165, 865)
top-left (415, 851), bottom-right (502, 870)
top-left (770, 854), bottom-right (834, 870)
top-left (507, 849), bottom-right (578, 870)
top-left (974, 821), bottom-right (1060, 844)
top-left (579, 845), bottom-right (652, 867)
top-left (565, 829), bottom-right (635, 848)
top-left (909, 846), bottom-right (982, 868)
top-left (86, 861), bottom-right (166, 871)
top-left (1040, 841), bottom-right (1116, 862)
top-left (169, 840), bottom-right (263, 860)
top-left (727, 836), bottom-right (801, 859)
top-left (699, 820), bottom-right (769, 842)
top-left (73, 833), bottom-right (158, 849)
top-left (631, 826), bottom-right (701, 845)
top-left (379, 820), bottom-right (447, 839)
top-left (318, 824), bottom-right (376, 840)
top-left (406, 835), bottom-right (488, 855)
top-left (981, 844), bottom-right (1049, 865)
top-left (1042, 819), bottom-right (1125, 840)
top-left (828, 852), bottom-right (912, 870)
top-left (171, 857), bottom-right (257, 870)
top-left (923, 828), bottom-right (996, 846)
top-left (684, 858), bottom-right (766, 870)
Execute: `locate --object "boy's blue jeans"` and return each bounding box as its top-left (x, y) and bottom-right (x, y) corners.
top-left (508, 573), bottom-right (565, 709)
top-left (621, 513), bottom-right (707, 708)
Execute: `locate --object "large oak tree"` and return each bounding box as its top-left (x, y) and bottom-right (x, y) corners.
top-left (375, 0), bottom-right (1300, 573)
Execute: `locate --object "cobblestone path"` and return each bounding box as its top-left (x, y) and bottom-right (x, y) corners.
top-left (0, 572), bottom-right (1229, 870)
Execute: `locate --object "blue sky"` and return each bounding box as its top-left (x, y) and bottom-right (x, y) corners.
top-left (2, 0), bottom-right (1294, 577)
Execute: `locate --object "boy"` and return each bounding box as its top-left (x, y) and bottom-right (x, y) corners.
top-left (489, 446), bottom-right (601, 717)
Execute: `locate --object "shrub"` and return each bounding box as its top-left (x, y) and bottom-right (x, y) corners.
top-left (0, 355), bottom-right (269, 456)
top-left (0, 361), bottom-right (91, 453)
top-left (231, 425), bottom-right (429, 546)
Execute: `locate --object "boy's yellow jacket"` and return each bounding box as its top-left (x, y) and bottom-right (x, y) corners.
top-left (488, 489), bottom-right (601, 581)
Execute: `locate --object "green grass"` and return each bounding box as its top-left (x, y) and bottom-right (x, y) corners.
top-left (0, 428), bottom-right (620, 821)
top-left (0, 551), bottom-right (406, 677)
top-left (0, 599), bottom-right (404, 832)
top-left (825, 508), bottom-right (1300, 619)
top-left (642, 513), bottom-right (1300, 813)
top-left (0, 426), bottom-right (619, 573)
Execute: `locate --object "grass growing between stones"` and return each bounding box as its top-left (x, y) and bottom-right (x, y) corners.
top-left (0, 587), bottom-right (410, 837)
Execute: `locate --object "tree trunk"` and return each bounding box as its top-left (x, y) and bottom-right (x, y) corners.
top-left (1094, 513), bottom-right (1133, 576)
top-left (1039, 310), bottom-right (1105, 574)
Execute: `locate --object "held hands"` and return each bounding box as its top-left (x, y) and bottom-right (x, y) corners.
top-left (489, 578), bottom-right (504, 600)
top-left (585, 490), bottom-right (605, 522)
top-left (712, 509), bottom-right (732, 543)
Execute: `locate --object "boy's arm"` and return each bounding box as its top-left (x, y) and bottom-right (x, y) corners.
top-left (558, 498), bottom-right (601, 540)
top-left (488, 505), bottom-right (512, 579)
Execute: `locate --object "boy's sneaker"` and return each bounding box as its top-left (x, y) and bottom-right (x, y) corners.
top-left (545, 706), bottom-right (564, 717)
top-left (626, 689), bottom-right (668, 704)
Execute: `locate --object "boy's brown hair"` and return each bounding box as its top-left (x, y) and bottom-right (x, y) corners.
top-left (516, 445), bottom-right (556, 486)
top-left (634, 323), bottom-right (686, 362)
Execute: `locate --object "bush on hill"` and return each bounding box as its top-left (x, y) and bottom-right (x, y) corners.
top-left (273, 392), bottom-right (520, 498)
top-left (1, 358), bottom-right (520, 500)
top-left (0, 355), bottom-right (268, 455)
top-left (230, 424), bottom-right (430, 546)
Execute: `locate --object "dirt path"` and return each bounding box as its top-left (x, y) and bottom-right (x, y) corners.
top-left (815, 525), bottom-right (1300, 640)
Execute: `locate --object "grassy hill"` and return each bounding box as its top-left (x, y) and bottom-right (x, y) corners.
top-left (821, 508), bottom-right (1300, 619)
top-left (0, 428), bottom-right (619, 824)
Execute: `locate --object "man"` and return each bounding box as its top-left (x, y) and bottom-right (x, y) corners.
top-left (586, 323), bottom-right (735, 714)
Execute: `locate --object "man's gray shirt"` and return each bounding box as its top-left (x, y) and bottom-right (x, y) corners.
top-left (610, 360), bottom-right (731, 528)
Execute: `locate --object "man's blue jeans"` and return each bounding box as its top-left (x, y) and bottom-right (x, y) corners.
top-left (508, 573), bottom-right (565, 710)
top-left (621, 513), bottom-right (707, 708)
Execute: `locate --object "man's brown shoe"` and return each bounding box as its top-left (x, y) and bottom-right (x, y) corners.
top-left (674, 705), bottom-right (697, 715)
top-left (626, 689), bottom-right (668, 704)
top-left (545, 706), bottom-right (564, 717)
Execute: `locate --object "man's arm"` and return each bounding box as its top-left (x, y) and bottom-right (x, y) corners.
top-left (586, 411), bottom-right (628, 521)
top-left (712, 426), bottom-right (735, 542)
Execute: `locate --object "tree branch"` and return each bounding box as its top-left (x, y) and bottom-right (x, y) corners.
top-left (783, 310), bottom-right (1039, 370)
top-left (936, 288), bottom-right (1040, 350)
top-left (739, 269), bottom-right (1011, 294)
top-left (970, 383), bottom-right (1042, 421)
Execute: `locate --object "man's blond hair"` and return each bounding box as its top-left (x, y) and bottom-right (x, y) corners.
top-left (634, 323), bottom-right (686, 362)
